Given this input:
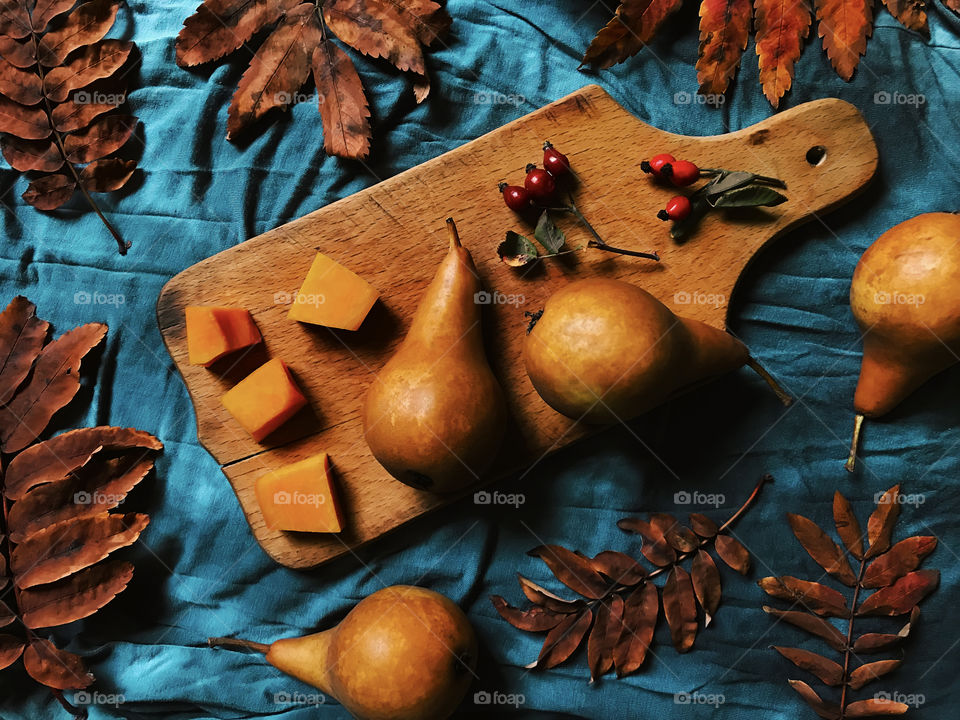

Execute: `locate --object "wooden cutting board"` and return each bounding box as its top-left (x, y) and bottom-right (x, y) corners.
top-left (156, 85), bottom-right (877, 569)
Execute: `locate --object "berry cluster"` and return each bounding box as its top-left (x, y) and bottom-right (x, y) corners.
top-left (641, 153), bottom-right (702, 221)
top-left (499, 142), bottom-right (570, 211)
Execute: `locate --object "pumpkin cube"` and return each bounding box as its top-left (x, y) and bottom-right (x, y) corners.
top-left (185, 306), bottom-right (261, 366)
top-left (255, 453), bottom-right (343, 533)
top-left (221, 359), bottom-right (307, 442)
top-left (288, 252), bottom-right (379, 331)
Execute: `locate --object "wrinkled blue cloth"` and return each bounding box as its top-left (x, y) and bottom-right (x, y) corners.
top-left (2, 1), bottom-right (960, 718)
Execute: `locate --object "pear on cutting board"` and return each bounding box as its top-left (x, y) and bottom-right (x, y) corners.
top-left (362, 218), bottom-right (508, 493)
top-left (209, 585), bottom-right (477, 720)
top-left (524, 277), bottom-right (791, 423)
top-left (846, 212), bottom-right (960, 471)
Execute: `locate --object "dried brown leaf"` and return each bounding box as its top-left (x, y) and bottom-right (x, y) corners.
top-left (689, 512), bottom-right (719, 538)
top-left (0, 35), bottom-right (35, 67)
top-left (863, 536), bottom-right (936, 589)
top-left (527, 545), bottom-right (610, 600)
top-left (759, 576), bottom-right (851, 617)
top-left (323, 0), bottom-right (425, 75)
top-left (536, 608), bottom-right (592, 669)
top-left (663, 566), bottom-right (697, 653)
top-left (20, 559), bottom-right (134, 629)
top-left (176, 0), bottom-right (301, 67)
top-left (1, 137), bottom-right (63, 172)
top-left (389, 0), bottom-right (450, 46)
top-left (773, 646), bottom-right (844, 686)
top-left (22, 173), bottom-right (76, 210)
top-left (589, 550), bottom-right (647, 585)
top-left (882, 0), bottom-right (927, 31)
top-left (715, 534), bottom-right (750, 574)
top-left (311, 39), bottom-right (371, 160)
top-left (43, 39), bottom-right (133, 103)
top-left (12, 512), bottom-right (149, 589)
top-left (581, 0), bottom-right (684, 69)
top-left (762, 606), bottom-right (846, 652)
top-left (754, 0), bottom-right (812, 108)
top-left (691, 549), bottom-right (721, 626)
top-left (490, 595), bottom-right (563, 632)
top-left (5, 425), bottom-right (162, 501)
top-left (0, 322), bottom-right (107, 454)
top-left (38, 0), bottom-right (120, 67)
top-left (816, 0), bottom-right (873, 81)
top-left (848, 659), bottom-right (901, 690)
top-left (833, 491), bottom-right (864, 560)
top-left (51, 93), bottom-right (123, 132)
top-left (696, 0), bottom-right (752, 95)
top-left (0, 1), bottom-right (30, 39)
top-left (857, 569), bottom-right (939, 616)
top-left (587, 594), bottom-right (623, 681)
top-left (0, 600), bottom-right (15, 628)
top-left (0, 95), bottom-right (49, 139)
top-left (32, 0), bottom-right (79, 33)
top-left (865, 485), bottom-right (901, 559)
top-left (0, 57), bottom-right (42, 105)
top-left (665, 525), bottom-right (700, 553)
top-left (788, 679), bottom-right (841, 720)
top-left (787, 512), bottom-right (857, 586)
top-left (62, 113), bottom-right (135, 163)
top-left (844, 698), bottom-right (909, 716)
top-left (81, 157), bottom-right (137, 192)
top-left (517, 574), bottom-right (585, 614)
top-left (853, 607), bottom-right (918, 653)
top-left (618, 517), bottom-right (676, 566)
top-left (0, 297), bottom-right (49, 405)
top-left (612, 582), bottom-right (658, 676)
top-left (226, 4), bottom-right (321, 140)
top-left (22, 638), bottom-right (94, 690)
top-left (0, 633), bottom-right (24, 670)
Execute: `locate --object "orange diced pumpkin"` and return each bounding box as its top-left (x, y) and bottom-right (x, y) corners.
top-left (255, 453), bottom-right (343, 533)
top-left (185, 306), bottom-right (261, 366)
top-left (221, 359), bottom-right (307, 442)
top-left (288, 252), bottom-right (379, 330)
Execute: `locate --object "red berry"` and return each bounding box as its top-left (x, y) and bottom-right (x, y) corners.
top-left (524, 164), bottom-right (556, 201)
top-left (643, 153), bottom-right (676, 177)
top-left (659, 195), bottom-right (692, 222)
top-left (499, 182), bottom-right (531, 212)
top-left (663, 160), bottom-right (700, 187)
top-left (542, 141), bottom-right (570, 176)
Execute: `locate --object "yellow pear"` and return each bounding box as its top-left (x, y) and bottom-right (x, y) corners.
top-left (846, 212), bottom-right (960, 470)
top-left (209, 586), bottom-right (477, 720)
top-left (362, 218), bottom-right (508, 493)
top-left (524, 278), bottom-right (790, 423)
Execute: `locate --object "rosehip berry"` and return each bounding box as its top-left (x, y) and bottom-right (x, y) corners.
top-left (641, 153), bottom-right (676, 177)
top-left (499, 182), bottom-right (531, 212)
top-left (662, 160), bottom-right (700, 187)
top-left (524, 164), bottom-right (556, 201)
top-left (542, 141), bottom-right (570, 176)
top-left (657, 195), bottom-right (692, 222)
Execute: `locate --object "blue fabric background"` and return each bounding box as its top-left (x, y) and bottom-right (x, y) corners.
top-left (2, 1), bottom-right (959, 718)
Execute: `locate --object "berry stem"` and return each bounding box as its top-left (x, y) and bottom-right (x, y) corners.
top-left (545, 200), bottom-right (660, 261)
top-left (746, 357), bottom-right (793, 406)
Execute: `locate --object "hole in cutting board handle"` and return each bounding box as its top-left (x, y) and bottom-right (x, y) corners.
top-left (806, 145), bottom-right (827, 166)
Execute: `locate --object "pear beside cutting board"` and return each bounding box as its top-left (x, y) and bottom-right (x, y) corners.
top-left (157, 85), bottom-right (878, 568)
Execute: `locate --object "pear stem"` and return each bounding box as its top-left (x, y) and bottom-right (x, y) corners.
top-left (746, 357), bottom-right (793, 406)
top-left (208, 637), bottom-right (270, 654)
top-left (845, 413), bottom-right (865, 473)
top-left (445, 217), bottom-right (462, 249)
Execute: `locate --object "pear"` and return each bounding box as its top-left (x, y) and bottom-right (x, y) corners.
top-left (524, 278), bottom-right (790, 423)
top-left (362, 218), bottom-right (508, 493)
top-left (209, 585), bottom-right (477, 720)
top-left (846, 212), bottom-right (960, 471)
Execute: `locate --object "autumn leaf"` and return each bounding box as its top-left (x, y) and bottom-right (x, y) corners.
top-left (0, 297), bottom-right (49, 405)
top-left (754, 0), bottom-right (812, 108)
top-left (857, 570), bottom-right (939, 616)
top-left (587, 594), bottom-right (623, 681)
top-left (696, 0), bottom-right (751, 95)
top-left (816, 0), bottom-right (873, 81)
top-left (490, 595), bottom-right (563, 632)
top-left (612, 582), bottom-right (658, 676)
top-left (833, 491), bottom-right (864, 560)
top-left (589, 550), bottom-right (647, 585)
top-left (758, 576), bottom-right (851, 617)
top-left (312, 39), bottom-right (372, 160)
top-left (581, 0), bottom-right (684, 70)
top-left (663, 566), bottom-right (698, 652)
top-left (536, 608), bottom-right (593, 669)
top-left (865, 485), bottom-right (901, 559)
top-left (762, 606), bottom-right (847, 652)
top-left (788, 679), bottom-right (841, 719)
top-left (23, 639), bottom-right (94, 691)
top-left (715, 533), bottom-right (750, 574)
top-left (528, 545), bottom-right (610, 599)
top-left (787, 513), bottom-right (857, 586)
top-left (691, 549), bottom-right (721, 625)
top-left (862, 536), bottom-right (937, 589)
top-left (882, 0), bottom-right (927, 32)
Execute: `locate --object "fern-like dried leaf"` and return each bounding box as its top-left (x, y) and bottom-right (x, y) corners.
top-left (176, 0), bottom-right (301, 67)
top-left (312, 39), bottom-right (372, 160)
top-left (696, 0), bottom-right (751, 95)
top-left (816, 0), bottom-right (873, 80)
top-left (20, 559), bottom-right (134, 629)
top-left (882, 0), bottom-right (927, 31)
top-left (0, 296), bottom-right (49, 405)
top-left (37, 0), bottom-right (120, 67)
top-left (754, 0), bottom-right (812, 107)
top-left (581, 0), bottom-right (684, 69)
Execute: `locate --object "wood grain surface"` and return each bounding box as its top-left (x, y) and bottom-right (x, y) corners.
top-left (156, 85), bottom-right (877, 569)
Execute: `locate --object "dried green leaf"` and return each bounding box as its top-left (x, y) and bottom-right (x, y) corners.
top-left (497, 231), bottom-right (539, 267)
top-left (534, 210), bottom-right (565, 254)
top-left (710, 185), bottom-right (787, 208)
